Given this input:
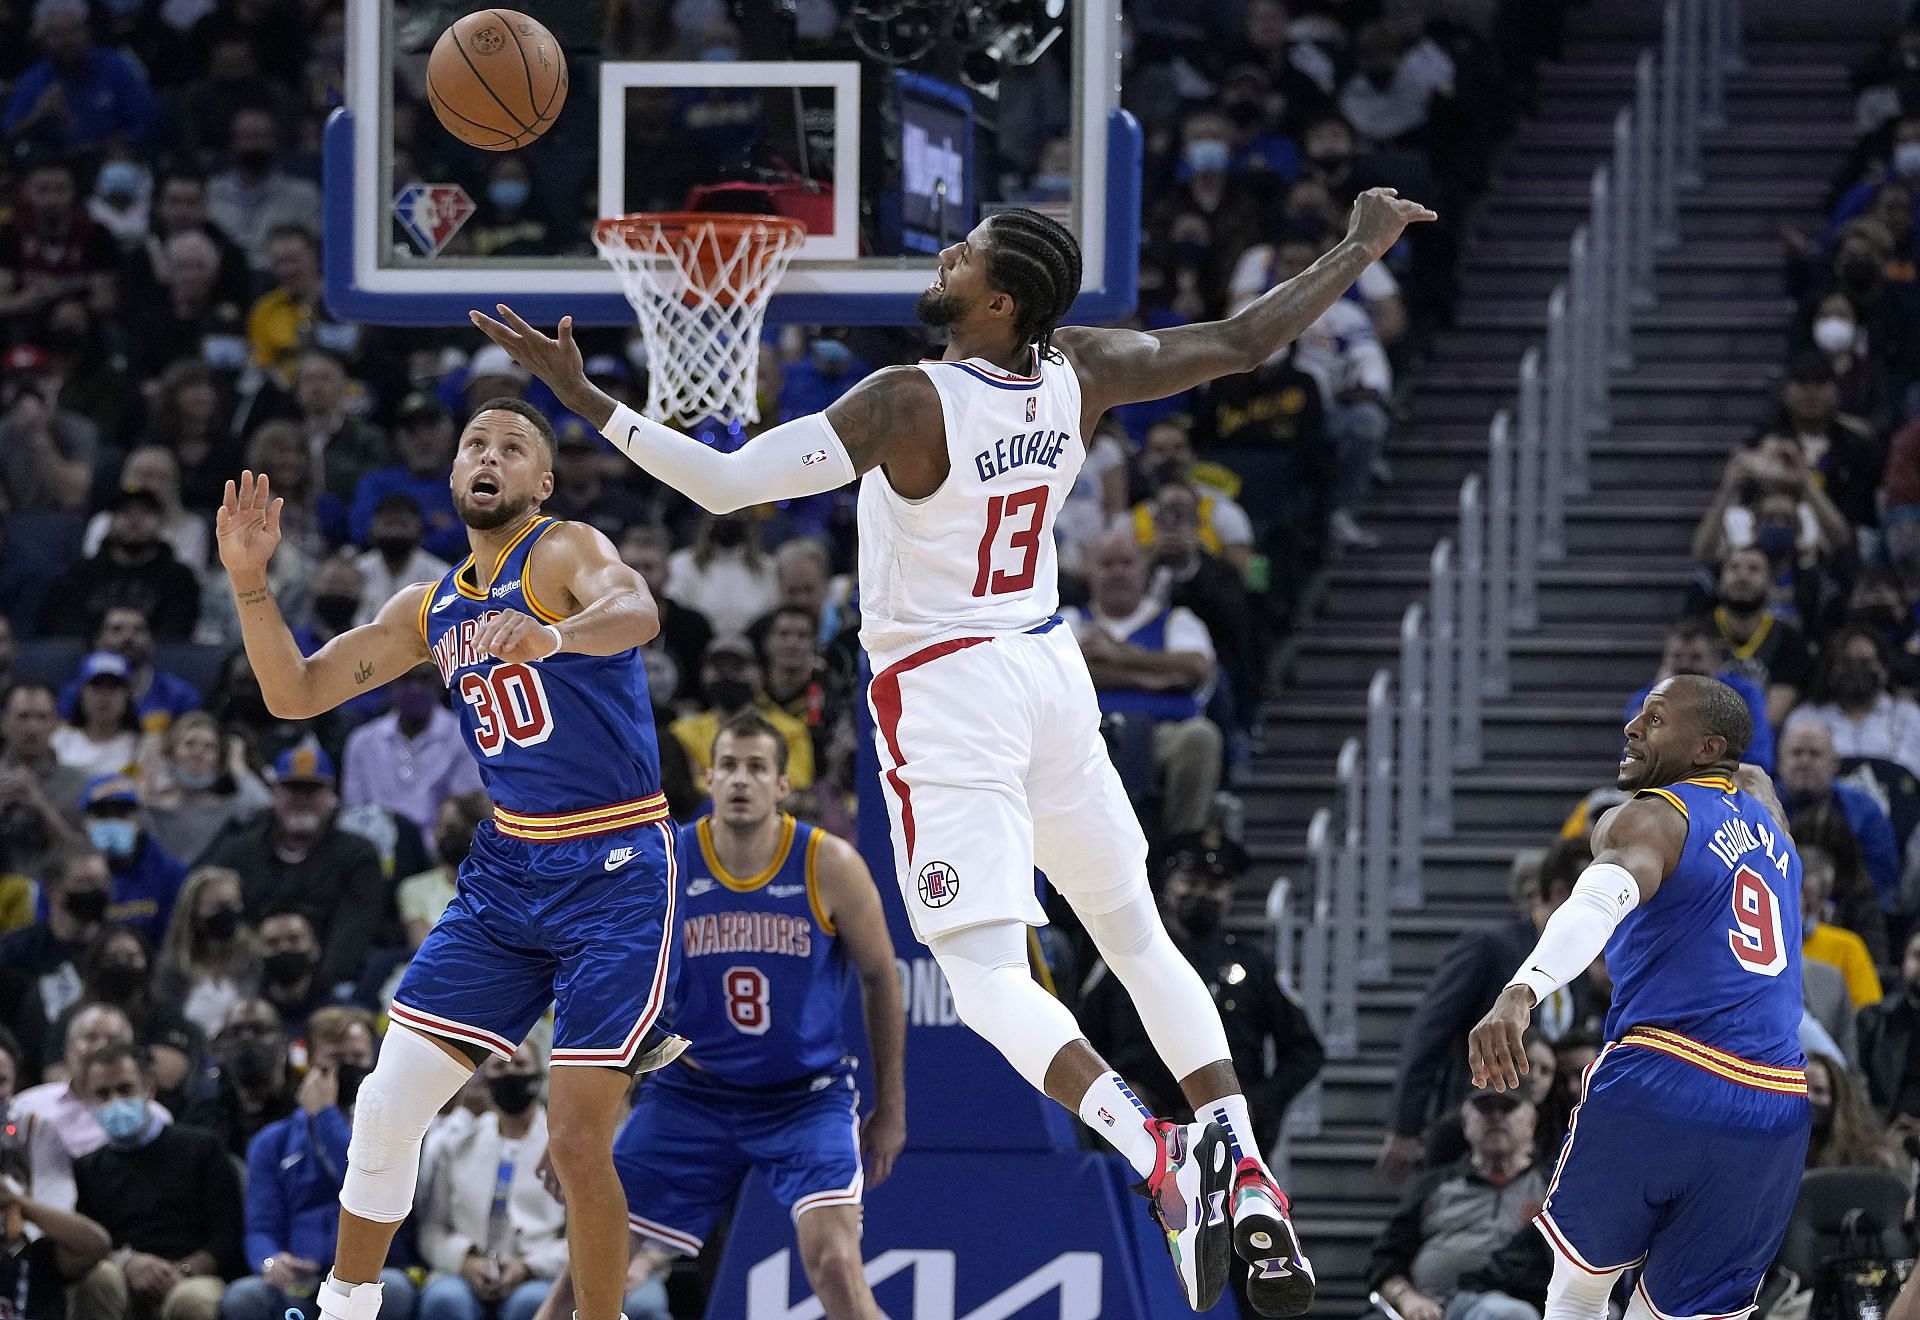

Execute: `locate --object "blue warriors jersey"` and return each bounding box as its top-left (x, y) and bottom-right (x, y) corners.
top-left (671, 815), bottom-right (853, 1088)
top-left (422, 515), bottom-right (664, 838)
top-left (1604, 773), bottom-right (1806, 1072)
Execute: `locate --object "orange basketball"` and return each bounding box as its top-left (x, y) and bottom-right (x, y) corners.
top-left (426, 10), bottom-right (568, 151)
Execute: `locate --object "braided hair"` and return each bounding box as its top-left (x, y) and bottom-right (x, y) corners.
top-left (982, 208), bottom-right (1082, 360)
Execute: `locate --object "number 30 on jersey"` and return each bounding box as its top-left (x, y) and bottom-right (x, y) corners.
top-left (458, 662), bottom-right (555, 757)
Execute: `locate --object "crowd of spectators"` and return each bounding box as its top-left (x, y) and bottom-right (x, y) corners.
top-left (0, 0), bottom-right (1589, 1313)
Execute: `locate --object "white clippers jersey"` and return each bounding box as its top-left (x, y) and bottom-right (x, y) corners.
top-left (856, 350), bottom-right (1087, 665)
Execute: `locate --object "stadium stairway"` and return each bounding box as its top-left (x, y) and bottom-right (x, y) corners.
top-left (1238, 22), bottom-right (1866, 1313)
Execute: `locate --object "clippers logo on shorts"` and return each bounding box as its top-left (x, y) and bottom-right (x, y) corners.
top-left (917, 861), bottom-right (959, 908)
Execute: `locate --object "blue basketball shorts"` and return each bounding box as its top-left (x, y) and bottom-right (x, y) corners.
top-left (391, 817), bottom-right (679, 1068)
top-left (1538, 1035), bottom-right (1811, 1317)
top-left (613, 1061), bottom-right (864, 1257)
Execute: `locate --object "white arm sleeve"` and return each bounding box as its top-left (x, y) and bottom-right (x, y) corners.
top-left (600, 403), bottom-right (858, 514)
top-left (1505, 861), bottom-right (1642, 1005)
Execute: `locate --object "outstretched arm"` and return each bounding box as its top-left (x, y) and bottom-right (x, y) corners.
top-left (470, 307), bottom-right (941, 513)
top-left (1466, 794), bottom-right (1686, 1091)
top-left (217, 473), bottom-right (431, 720)
top-left (1058, 187), bottom-right (1435, 418)
top-left (814, 833), bottom-right (906, 1186)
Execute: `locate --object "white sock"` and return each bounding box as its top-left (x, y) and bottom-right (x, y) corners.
top-left (319, 1275), bottom-right (384, 1320)
top-left (1079, 1071), bottom-right (1159, 1177)
top-left (1198, 1094), bottom-right (1261, 1170)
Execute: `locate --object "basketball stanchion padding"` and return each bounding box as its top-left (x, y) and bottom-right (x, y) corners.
top-left (593, 212), bottom-right (808, 425)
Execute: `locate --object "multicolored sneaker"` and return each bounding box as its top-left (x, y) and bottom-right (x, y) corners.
top-left (1136, 1119), bottom-right (1232, 1311)
top-left (1230, 1158), bottom-right (1316, 1317)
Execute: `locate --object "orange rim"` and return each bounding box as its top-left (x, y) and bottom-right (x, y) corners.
top-left (593, 211), bottom-right (807, 250)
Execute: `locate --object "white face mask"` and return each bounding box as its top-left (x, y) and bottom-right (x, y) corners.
top-left (1896, 141), bottom-right (1920, 179)
top-left (1813, 316), bottom-right (1856, 354)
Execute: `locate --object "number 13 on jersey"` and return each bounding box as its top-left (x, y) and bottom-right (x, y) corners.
top-left (972, 487), bottom-right (1049, 598)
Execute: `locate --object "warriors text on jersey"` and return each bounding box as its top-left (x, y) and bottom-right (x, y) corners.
top-left (856, 350), bottom-right (1086, 665)
top-left (420, 514), bottom-right (666, 839)
top-left (670, 814), bottom-right (852, 1088)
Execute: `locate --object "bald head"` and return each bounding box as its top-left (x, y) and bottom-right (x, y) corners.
top-left (1663, 674), bottom-right (1754, 763)
top-left (1778, 721), bottom-right (1837, 797)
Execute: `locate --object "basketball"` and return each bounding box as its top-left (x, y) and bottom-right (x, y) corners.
top-left (425, 9), bottom-right (568, 151)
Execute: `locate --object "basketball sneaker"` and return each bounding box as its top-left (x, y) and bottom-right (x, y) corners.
top-left (1137, 1118), bottom-right (1232, 1311)
top-left (1230, 1158), bottom-right (1315, 1317)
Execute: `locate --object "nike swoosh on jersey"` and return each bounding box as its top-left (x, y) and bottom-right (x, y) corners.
top-left (604, 847), bottom-right (637, 871)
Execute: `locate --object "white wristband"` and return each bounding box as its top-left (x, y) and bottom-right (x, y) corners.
top-left (540, 624), bottom-right (564, 658)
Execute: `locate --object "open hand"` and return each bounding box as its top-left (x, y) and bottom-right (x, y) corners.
top-left (1345, 187), bottom-right (1438, 262)
top-left (217, 471), bottom-right (284, 578)
top-left (474, 609), bottom-right (562, 664)
top-left (470, 305), bottom-right (588, 403)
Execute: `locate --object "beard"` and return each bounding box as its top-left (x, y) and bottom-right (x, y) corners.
top-left (915, 286), bottom-right (962, 328)
top-left (455, 488), bottom-right (536, 531)
top-left (1719, 590), bottom-right (1767, 612)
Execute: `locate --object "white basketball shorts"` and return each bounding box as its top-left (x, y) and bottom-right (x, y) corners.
top-left (866, 617), bottom-right (1151, 941)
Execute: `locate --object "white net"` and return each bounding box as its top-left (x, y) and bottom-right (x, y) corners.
top-left (592, 212), bottom-right (808, 426)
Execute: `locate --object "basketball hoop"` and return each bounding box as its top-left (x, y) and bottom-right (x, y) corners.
top-left (593, 212), bottom-right (808, 426)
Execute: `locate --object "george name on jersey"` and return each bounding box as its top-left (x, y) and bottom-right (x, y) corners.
top-left (973, 429), bottom-right (1071, 483)
top-left (431, 610), bottom-right (505, 683)
top-left (684, 910), bottom-right (813, 959)
top-left (1706, 811), bottom-right (1791, 879)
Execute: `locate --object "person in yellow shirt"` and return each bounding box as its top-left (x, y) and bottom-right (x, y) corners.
top-left (1802, 843), bottom-right (1883, 1010)
top-left (670, 636), bottom-right (814, 791)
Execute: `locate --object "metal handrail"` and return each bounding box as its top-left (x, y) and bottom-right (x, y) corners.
top-left (1484, 412), bottom-right (1513, 698)
top-left (1513, 349), bottom-right (1543, 627)
top-left (1361, 669), bottom-right (1394, 983)
top-left (1395, 603), bottom-right (1425, 907)
top-left (1457, 475), bottom-right (1484, 770)
top-left (1540, 288), bottom-right (1569, 562)
top-left (1289, 809), bottom-right (1334, 1139)
top-left (1425, 540), bottom-right (1455, 839)
top-left (1330, 738), bottom-right (1362, 1058)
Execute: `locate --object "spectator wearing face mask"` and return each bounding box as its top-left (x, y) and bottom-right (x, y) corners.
top-left (77, 924), bottom-right (202, 1102)
top-left (0, 847), bottom-right (111, 1068)
top-left (9, 1003), bottom-right (166, 1213)
top-left (82, 452), bottom-right (212, 575)
top-left (670, 636), bottom-right (814, 792)
top-left (1804, 1052), bottom-right (1895, 1170)
top-left (76, 774), bottom-right (187, 947)
top-left (1338, 18), bottom-right (1456, 146)
top-left (223, 1007), bottom-right (415, 1320)
top-left (1825, 114), bottom-right (1920, 254)
top-left (541, 425), bottom-right (654, 539)
top-left (156, 867), bottom-right (259, 1041)
top-left (351, 497), bottom-right (450, 628)
top-left (1787, 627), bottom-right (1920, 778)
top-left (776, 334), bottom-right (869, 420)
top-left (1758, 352), bottom-right (1883, 535)
top-left (208, 108), bottom-right (321, 272)
top-left (71, 1042), bottom-right (243, 1320)
top-left (246, 912), bottom-right (342, 1057)
top-left (196, 742), bottom-right (386, 991)
top-left (140, 713), bottom-right (273, 865)
top-left (464, 157), bottom-right (546, 258)
top-left (666, 514), bottom-right (779, 641)
top-left (1127, 417), bottom-right (1255, 573)
top-left (1800, 292), bottom-right (1891, 428)
top-left (1142, 480), bottom-right (1258, 735)
top-left (180, 998), bottom-right (296, 1161)
top-left (395, 792), bottom-right (490, 952)
top-left (342, 665), bottom-right (482, 837)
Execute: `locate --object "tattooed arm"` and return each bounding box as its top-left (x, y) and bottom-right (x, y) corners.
top-left (218, 472), bottom-right (432, 719)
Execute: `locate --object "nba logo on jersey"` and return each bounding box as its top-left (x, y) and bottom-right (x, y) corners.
top-left (917, 862), bottom-right (958, 908)
top-left (1025, 395), bottom-right (1037, 423)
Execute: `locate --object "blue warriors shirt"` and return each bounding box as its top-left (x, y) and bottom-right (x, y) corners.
top-left (422, 515), bottom-right (664, 839)
top-left (1605, 773), bottom-right (1806, 1077)
top-left (672, 815), bottom-right (853, 1087)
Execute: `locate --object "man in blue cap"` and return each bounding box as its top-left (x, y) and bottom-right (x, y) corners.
top-left (77, 772), bottom-right (186, 943)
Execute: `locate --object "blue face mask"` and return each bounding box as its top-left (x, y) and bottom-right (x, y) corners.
top-left (1754, 524), bottom-right (1797, 558)
top-left (488, 179), bottom-right (529, 211)
top-left (1185, 139), bottom-right (1231, 175)
top-left (87, 818), bottom-right (138, 859)
top-left (94, 1096), bottom-right (149, 1144)
top-left (810, 340), bottom-right (853, 374)
top-left (174, 767), bottom-right (217, 792)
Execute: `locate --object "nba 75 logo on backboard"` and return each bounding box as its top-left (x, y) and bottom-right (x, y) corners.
top-left (393, 184), bottom-right (475, 258)
top-left (916, 862), bottom-right (958, 908)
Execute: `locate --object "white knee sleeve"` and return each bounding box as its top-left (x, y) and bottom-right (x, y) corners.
top-left (1541, 1244), bottom-right (1621, 1320)
top-left (1079, 892), bottom-right (1230, 1081)
top-left (340, 1024), bottom-right (474, 1223)
top-left (928, 922), bottom-right (1084, 1090)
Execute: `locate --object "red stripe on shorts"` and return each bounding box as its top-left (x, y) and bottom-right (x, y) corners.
top-left (869, 636), bottom-right (992, 858)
